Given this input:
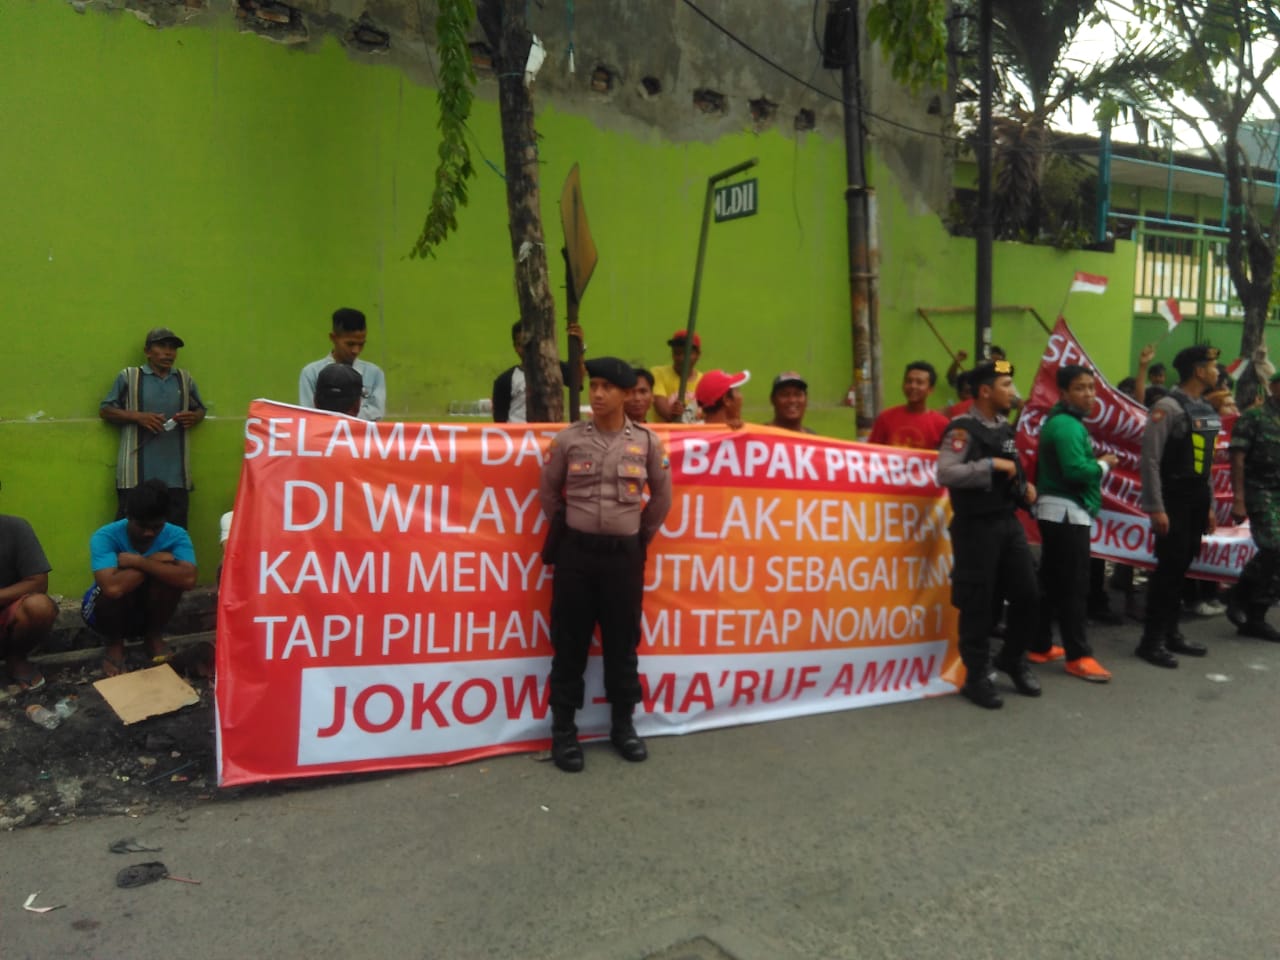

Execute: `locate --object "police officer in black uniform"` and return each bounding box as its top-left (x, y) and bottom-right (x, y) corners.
top-left (1137, 344), bottom-right (1222, 667)
top-left (539, 357), bottom-right (673, 772)
top-left (936, 360), bottom-right (1042, 709)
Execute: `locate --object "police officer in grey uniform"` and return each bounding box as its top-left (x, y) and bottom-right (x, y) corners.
top-left (539, 357), bottom-right (673, 772)
top-left (936, 360), bottom-right (1042, 709)
top-left (1137, 344), bottom-right (1222, 667)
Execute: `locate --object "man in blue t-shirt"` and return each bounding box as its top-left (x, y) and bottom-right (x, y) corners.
top-left (83, 479), bottom-right (198, 676)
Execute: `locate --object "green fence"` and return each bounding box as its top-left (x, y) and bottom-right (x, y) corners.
top-left (1129, 224), bottom-right (1278, 358)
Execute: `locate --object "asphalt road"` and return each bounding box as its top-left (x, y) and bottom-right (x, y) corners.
top-left (3, 614), bottom-right (1278, 960)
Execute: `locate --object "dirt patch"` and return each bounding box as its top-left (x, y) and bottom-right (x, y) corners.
top-left (0, 658), bottom-right (219, 829)
top-left (1, 645), bottom-right (403, 829)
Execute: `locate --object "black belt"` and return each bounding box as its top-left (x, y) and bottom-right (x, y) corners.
top-left (565, 528), bottom-right (640, 552)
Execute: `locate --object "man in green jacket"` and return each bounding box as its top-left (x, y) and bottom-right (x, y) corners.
top-left (1029, 365), bottom-right (1118, 682)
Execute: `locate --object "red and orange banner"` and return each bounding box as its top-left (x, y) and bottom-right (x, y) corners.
top-left (215, 401), bottom-right (959, 786)
top-left (1016, 318), bottom-right (1253, 580)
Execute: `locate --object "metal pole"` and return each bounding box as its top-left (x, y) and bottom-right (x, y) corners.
top-left (834, 0), bottom-right (876, 430)
top-left (679, 157), bottom-right (758, 407)
top-left (562, 247), bottom-right (582, 422)
top-left (1096, 123), bottom-right (1112, 245)
top-left (975, 0), bottom-right (993, 361)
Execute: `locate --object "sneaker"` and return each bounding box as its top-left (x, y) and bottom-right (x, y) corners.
top-left (1065, 656), bottom-right (1112, 683)
top-left (1026, 645), bottom-right (1065, 664)
top-left (1193, 600), bottom-right (1226, 617)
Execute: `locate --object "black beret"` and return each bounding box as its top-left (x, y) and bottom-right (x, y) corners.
top-left (584, 356), bottom-right (637, 389)
top-left (970, 358), bottom-right (1014, 387)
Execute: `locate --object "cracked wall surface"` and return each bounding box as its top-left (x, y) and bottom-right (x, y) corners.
top-left (67, 0), bottom-right (953, 211)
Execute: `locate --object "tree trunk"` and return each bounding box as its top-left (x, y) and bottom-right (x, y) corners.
top-left (478, 0), bottom-right (561, 422)
top-left (1223, 124), bottom-right (1277, 364)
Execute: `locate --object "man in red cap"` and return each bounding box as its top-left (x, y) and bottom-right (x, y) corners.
top-left (652, 329), bottom-right (703, 423)
top-left (696, 370), bottom-right (749, 428)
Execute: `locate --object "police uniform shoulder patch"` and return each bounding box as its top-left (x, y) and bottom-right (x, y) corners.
top-left (948, 427), bottom-right (969, 452)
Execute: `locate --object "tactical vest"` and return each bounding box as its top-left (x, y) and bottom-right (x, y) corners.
top-left (1160, 390), bottom-right (1220, 491)
top-left (948, 417), bottom-right (1023, 517)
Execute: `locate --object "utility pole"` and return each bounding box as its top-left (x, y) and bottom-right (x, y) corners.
top-left (974, 0), bottom-right (993, 361)
top-left (828, 0), bottom-right (879, 430)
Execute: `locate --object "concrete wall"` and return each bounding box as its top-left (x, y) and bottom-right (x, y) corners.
top-left (3, 1), bottom-right (1135, 594)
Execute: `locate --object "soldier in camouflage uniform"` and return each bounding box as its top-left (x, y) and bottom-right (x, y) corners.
top-left (1226, 371), bottom-right (1280, 642)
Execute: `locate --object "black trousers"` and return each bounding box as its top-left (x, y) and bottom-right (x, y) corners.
top-left (1035, 519), bottom-right (1092, 660)
top-left (548, 530), bottom-right (645, 710)
top-left (1143, 486), bottom-right (1211, 642)
top-left (1088, 558), bottom-right (1110, 609)
top-left (1237, 547), bottom-right (1280, 606)
top-left (950, 511), bottom-right (1038, 672)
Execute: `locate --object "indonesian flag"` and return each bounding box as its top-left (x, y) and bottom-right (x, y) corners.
top-left (1069, 271), bottom-right (1108, 294)
top-left (1226, 355), bottom-right (1249, 379)
top-left (1157, 296), bottom-right (1183, 331)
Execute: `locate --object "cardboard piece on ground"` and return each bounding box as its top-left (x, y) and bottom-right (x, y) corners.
top-left (93, 664), bottom-right (200, 725)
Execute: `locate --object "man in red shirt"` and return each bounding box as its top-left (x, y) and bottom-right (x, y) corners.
top-left (868, 361), bottom-right (951, 449)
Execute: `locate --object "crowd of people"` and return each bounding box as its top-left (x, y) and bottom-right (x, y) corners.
top-left (1, 313), bottom-right (379, 688)
top-left (3, 317), bottom-right (1277, 759)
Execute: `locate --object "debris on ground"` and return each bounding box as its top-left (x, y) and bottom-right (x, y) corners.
top-left (2, 655), bottom-right (403, 829)
top-left (109, 838), bottom-right (163, 854)
top-left (92, 665), bottom-right (200, 725)
top-left (0, 660), bottom-right (217, 829)
top-left (115, 861), bottom-right (200, 888)
top-left (23, 892), bottom-right (65, 913)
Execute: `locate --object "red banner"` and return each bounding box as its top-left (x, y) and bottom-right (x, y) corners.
top-left (215, 401), bottom-right (960, 786)
top-left (1015, 318), bottom-right (1252, 580)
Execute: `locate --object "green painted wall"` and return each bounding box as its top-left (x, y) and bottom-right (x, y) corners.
top-left (875, 150), bottom-right (1135, 400)
top-left (2, 2), bottom-right (1135, 594)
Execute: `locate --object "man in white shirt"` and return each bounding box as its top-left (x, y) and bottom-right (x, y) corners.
top-left (298, 308), bottom-right (386, 421)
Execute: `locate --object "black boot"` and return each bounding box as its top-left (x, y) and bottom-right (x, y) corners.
top-left (609, 702), bottom-right (648, 762)
top-left (959, 663), bottom-right (1003, 709)
top-left (1239, 603), bottom-right (1280, 643)
top-left (1224, 584), bottom-right (1250, 628)
top-left (1166, 630), bottom-right (1207, 657)
top-left (1135, 637), bottom-right (1178, 668)
top-left (550, 706), bottom-right (584, 773)
top-left (993, 652), bottom-right (1042, 697)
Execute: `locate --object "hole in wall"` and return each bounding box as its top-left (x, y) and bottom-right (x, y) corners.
top-left (346, 17), bottom-right (390, 53)
top-left (749, 96), bottom-right (778, 127)
top-left (590, 64), bottom-right (616, 93)
top-left (234, 0), bottom-right (308, 43)
top-left (794, 108), bottom-right (816, 131)
top-left (693, 88), bottom-right (727, 115)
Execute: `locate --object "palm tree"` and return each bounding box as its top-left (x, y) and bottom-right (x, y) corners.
top-left (949, 0), bottom-right (1173, 241)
